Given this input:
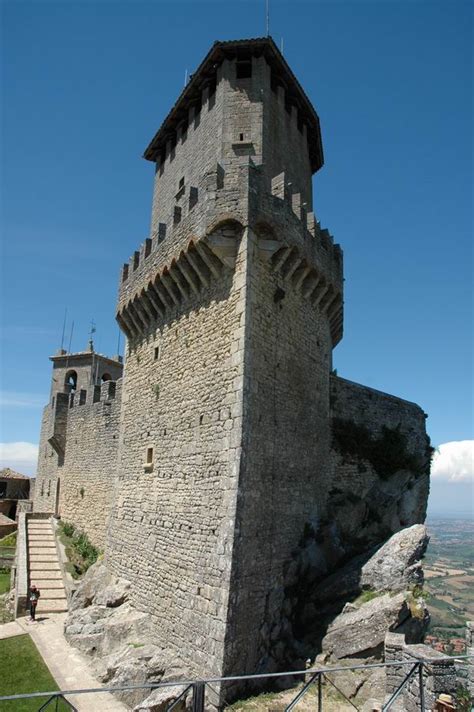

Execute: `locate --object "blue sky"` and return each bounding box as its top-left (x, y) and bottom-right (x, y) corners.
top-left (1, 0), bottom-right (472, 514)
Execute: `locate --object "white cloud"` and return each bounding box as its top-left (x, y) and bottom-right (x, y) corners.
top-left (431, 440), bottom-right (474, 483)
top-left (0, 391), bottom-right (46, 408)
top-left (0, 442), bottom-right (38, 476)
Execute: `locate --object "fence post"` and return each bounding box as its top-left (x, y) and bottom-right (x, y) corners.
top-left (317, 673), bottom-right (322, 711)
top-left (192, 681), bottom-right (205, 712)
top-left (418, 662), bottom-right (425, 711)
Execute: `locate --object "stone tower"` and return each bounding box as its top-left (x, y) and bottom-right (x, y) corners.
top-left (34, 348), bottom-right (123, 537)
top-left (108, 37), bottom-right (344, 682)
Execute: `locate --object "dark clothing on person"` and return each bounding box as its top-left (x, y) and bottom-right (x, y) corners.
top-left (29, 588), bottom-right (40, 620)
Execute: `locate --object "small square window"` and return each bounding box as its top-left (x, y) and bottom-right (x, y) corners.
top-left (236, 61), bottom-right (252, 79)
top-left (144, 446), bottom-right (154, 472)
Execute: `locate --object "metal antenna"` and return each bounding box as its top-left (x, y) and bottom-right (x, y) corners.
top-left (88, 319), bottom-right (96, 352)
top-left (117, 327), bottom-right (121, 359)
top-left (280, 36), bottom-right (284, 53)
top-left (184, 68), bottom-right (188, 87)
top-left (60, 308), bottom-right (67, 351)
top-left (266, 0), bottom-right (270, 36)
top-left (67, 320), bottom-right (74, 354)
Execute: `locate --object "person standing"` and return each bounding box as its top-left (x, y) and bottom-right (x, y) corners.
top-left (28, 584), bottom-right (40, 622)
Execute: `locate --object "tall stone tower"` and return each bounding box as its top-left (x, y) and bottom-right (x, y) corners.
top-left (108, 37), bottom-right (343, 682)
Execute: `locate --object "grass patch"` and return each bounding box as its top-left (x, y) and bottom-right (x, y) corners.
top-left (0, 567), bottom-right (10, 595)
top-left (0, 532), bottom-right (17, 548)
top-left (0, 635), bottom-right (70, 711)
top-left (352, 589), bottom-right (383, 606)
top-left (58, 521), bottom-right (99, 578)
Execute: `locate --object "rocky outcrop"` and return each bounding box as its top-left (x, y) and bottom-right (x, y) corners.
top-left (64, 561), bottom-right (190, 708)
top-left (321, 591), bottom-right (429, 660)
top-left (312, 524), bottom-right (429, 607)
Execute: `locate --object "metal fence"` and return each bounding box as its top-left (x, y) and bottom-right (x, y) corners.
top-left (0, 655), bottom-right (472, 711)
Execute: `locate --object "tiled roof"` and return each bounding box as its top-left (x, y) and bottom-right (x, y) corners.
top-left (0, 468), bottom-right (30, 480)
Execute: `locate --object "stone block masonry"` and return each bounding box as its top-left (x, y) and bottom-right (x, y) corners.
top-left (34, 352), bottom-right (123, 550)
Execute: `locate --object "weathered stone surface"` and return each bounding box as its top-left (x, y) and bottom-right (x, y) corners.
top-left (68, 562), bottom-right (112, 611)
top-left (313, 525), bottom-right (428, 606)
top-left (133, 684), bottom-right (189, 712)
top-left (96, 644), bottom-right (165, 708)
top-left (321, 592), bottom-right (427, 660)
top-left (360, 525), bottom-right (428, 592)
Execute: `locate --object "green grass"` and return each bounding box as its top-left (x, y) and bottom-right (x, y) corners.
top-left (0, 532), bottom-right (17, 548)
top-left (0, 635), bottom-right (70, 711)
top-left (57, 521), bottom-right (99, 579)
top-left (0, 568), bottom-right (10, 595)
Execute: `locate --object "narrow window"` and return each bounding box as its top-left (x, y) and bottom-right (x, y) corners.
top-left (158, 223), bottom-right (167, 243)
top-left (236, 60), bottom-right (252, 79)
top-left (189, 187), bottom-right (198, 210)
top-left (178, 176), bottom-right (185, 190)
top-left (239, 133), bottom-right (244, 142)
top-left (174, 206), bottom-right (182, 225)
top-left (154, 345), bottom-right (161, 361)
top-left (144, 446), bottom-right (154, 472)
top-left (65, 370), bottom-right (78, 393)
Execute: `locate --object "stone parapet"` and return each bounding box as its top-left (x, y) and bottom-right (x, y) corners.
top-left (385, 633), bottom-right (457, 711)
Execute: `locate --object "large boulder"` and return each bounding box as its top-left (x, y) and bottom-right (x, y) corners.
top-left (69, 560), bottom-right (130, 612)
top-left (360, 524), bottom-right (428, 592)
top-left (313, 524), bottom-right (428, 606)
top-left (321, 591), bottom-right (428, 660)
top-left (96, 644), bottom-right (166, 708)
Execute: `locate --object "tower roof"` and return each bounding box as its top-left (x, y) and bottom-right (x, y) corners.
top-left (144, 37), bottom-right (324, 173)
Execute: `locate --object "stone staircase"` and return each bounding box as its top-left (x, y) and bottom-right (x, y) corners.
top-left (27, 518), bottom-right (68, 614)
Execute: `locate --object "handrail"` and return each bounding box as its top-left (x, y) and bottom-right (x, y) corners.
top-left (0, 655), bottom-right (471, 707)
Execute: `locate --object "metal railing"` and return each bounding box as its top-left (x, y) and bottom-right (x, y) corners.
top-left (0, 655), bottom-right (471, 711)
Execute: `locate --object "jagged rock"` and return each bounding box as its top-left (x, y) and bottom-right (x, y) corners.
top-left (65, 602), bottom-right (153, 658)
top-left (313, 524), bottom-right (428, 606)
top-left (133, 660), bottom-right (191, 712)
top-left (360, 524), bottom-right (428, 592)
top-left (321, 592), bottom-right (427, 660)
top-left (96, 644), bottom-right (166, 708)
top-left (133, 684), bottom-right (189, 711)
top-left (94, 579), bottom-right (130, 608)
top-left (69, 561), bottom-right (112, 611)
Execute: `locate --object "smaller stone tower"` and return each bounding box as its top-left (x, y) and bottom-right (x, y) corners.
top-left (34, 347), bottom-right (123, 543)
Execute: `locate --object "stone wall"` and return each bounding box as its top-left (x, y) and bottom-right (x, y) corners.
top-left (107, 221), bottom-right (248, 680)
top-left (327, 376), bottom-right (431, 554)
top-left (385, 632), bottom-right (457, 711)
top-left (34, 380), bottom-right (122, 550)
top-left (222, 223), bottom-right (335, 679)
top-left (58, 381), bottom-right (122, 549)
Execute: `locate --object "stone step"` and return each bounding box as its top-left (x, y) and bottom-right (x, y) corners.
top-left (29, 555), bottom-right (58, 562)
top-left (30, 579), bottom-right (65, 589)
top-left (36, 599), bottom-right (68, 613)
top-left (29, 562), bottom-right (61, 571)
top-left (28, 539), bottom-right (55, 545)
top-left (30, 571), bottom-right (63, 581)
top-left (29, 545), bottom-right (57, 551)
top-left (28, 524), bottom-right (52, 529)
top-left (38, 589), bottom-right (66, 599)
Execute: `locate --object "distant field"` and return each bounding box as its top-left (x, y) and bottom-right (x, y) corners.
top-left (424, 517), bottom-right (474, 637)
